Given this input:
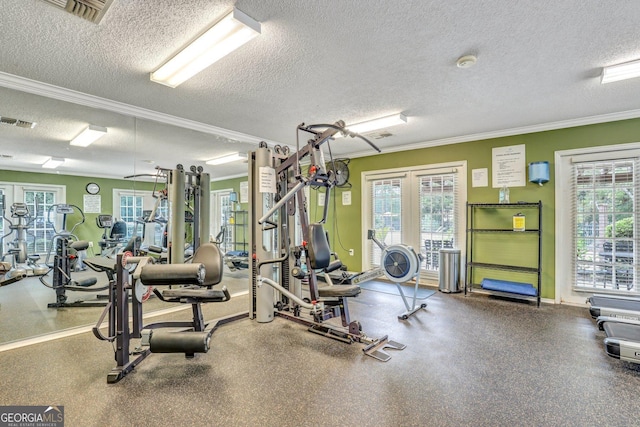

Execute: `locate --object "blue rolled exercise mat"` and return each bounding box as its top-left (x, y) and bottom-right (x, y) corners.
top-left (480, 278), bottom-right (537, 296)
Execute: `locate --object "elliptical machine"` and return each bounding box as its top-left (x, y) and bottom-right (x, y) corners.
top-left (40, 204), bottom-right (106, 308)
top-left (1, 196), bottom-right (48, 286)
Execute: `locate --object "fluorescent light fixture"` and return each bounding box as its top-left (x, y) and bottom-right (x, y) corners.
top-left (206, 152), bottom-right (247, 165)
top-left (601, 59), bottom-right (640, 84)
top-left (151, 7), bottom-right (261, 88)
top-left (70, 125), bottom-right (107, 147)
top-left (42, 157), bottom-right (65, 169)
top-left (334, 113), bottom-right (407, 137)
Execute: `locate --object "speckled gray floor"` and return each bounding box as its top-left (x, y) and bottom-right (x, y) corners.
top-left (0, 288), bottom-right (637, 427)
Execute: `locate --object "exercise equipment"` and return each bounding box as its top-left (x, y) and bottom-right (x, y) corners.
top-left (481, 278), bottom-right (537, 297)
top-left (39, 204), bottom-right (106, 307)
top-left (585, 296), bottom-right (640, 365)
top-left (126, 164), bottom-right (209, 263)
top-left (92, 243), bottom-right (240, 383)
top-left (0, 198), bottom-right (48, 284)
top-left (588, 294), bottom-right (640, 321)
top-left (249, 120), bottom-right (405, 361)
top-left (96, 214), bottom-right (127, 257)
top-left (594, 316), bottom-right (640, 364)
top-left (368, 229), bottom-right (427, 320)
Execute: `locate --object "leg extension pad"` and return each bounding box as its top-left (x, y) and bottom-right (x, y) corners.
top-left (148, 330), bottom-right (213, 354)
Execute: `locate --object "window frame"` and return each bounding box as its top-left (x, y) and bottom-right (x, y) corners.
top-left (555, 142), bottom-right (640, 304)
top-left (361, 161), bottom-right (467, 283)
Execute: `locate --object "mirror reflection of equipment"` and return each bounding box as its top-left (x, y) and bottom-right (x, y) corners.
top-left (0, 197), bottom-right (49, 286)
top-left (39, 204), bottom-right (106, 308)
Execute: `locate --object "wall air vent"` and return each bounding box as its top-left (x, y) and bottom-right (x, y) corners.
top-left (0, 116), bottom-right (37, 129)
top-left (41, 0), bottom-right (114, 24)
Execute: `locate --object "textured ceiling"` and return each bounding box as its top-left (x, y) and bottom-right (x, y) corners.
top-left (1, 0), bottom-right (640, 179)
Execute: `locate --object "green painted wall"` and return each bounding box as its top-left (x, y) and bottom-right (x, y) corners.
top-left (322, 117), bottom-right (640, 299)
top-left (0, 170), bottom-right (155, 251)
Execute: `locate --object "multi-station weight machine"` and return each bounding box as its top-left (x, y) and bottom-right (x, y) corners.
top-left (249, 120), bottom-right (406, 361)
top-left (91, 164), bottom-right (241, 383)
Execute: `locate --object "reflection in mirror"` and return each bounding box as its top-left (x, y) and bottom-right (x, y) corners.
top-left (0, 86), bottom-right (137, 344)
top-left (0, 88), bottom-right (250, 346)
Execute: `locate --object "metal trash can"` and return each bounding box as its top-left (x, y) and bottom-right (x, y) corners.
top-left (439, 248), bottom-right (461, 293)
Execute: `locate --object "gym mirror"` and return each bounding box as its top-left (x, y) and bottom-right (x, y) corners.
top-left (0, 85), bottom-right (251, 346)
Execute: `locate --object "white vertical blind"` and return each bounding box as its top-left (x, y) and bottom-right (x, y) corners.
top-left (418, 171), bottom-right (458, 271)
top-left (572, 157), bottom-right (639, 293)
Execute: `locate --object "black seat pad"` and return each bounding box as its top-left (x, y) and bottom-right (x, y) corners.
top-left (308, 224), bottom-right (331, 270)
top-left (84, 256), bottom-right (117, 272)
top-left (162, 287), bottom-right (229, 302)
top-left (318, 284), bottom-right (361, 298)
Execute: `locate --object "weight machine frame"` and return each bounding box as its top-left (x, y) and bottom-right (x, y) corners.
top-left (248, 120), bottom-right (405, 361)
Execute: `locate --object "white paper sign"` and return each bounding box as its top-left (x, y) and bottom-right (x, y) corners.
top-left (240, 181), bottom-right (248, 203)
top-left (472, 168), bottom-right (488, 188)
top-left (83, 194), bottom-right (101, 213)
top-left (318, 192), bottom-right (326, 206)
top-left (259, 167), bottom-right (277, 193)
top-left (342, 191), bottom-right (352, 205)
top-left (492, 144), bottom-right (526, 187)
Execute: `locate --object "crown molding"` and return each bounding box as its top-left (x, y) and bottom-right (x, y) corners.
top-left (3, 71), bottom-right (640, 166)
top-left (0, 71), bottom-right (280, 146)
top-left (346, 109), bottom-right (640, 159)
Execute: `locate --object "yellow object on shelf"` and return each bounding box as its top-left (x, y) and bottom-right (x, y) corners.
top-left (513, 213), bottom-right (525, 231)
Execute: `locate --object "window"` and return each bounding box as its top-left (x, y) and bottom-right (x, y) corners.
top-left (24, 190), bottom-right (56, 254)
top-left (119, 194), bottom-right (144, 240)
top-left (556, 144), bottom-right (640, 303)
top-left (211, 189), bottom-right (234, 251)
top-left (369, 177), bottom-right (403, 266)
top-left (113, 190), bottom-right (150, 242)
top-left (420, 174), bottom-right (456, 271)
top-left (363, 162), bottom-right (466, 281)
top-left (574, 159), bottom-right (638, 292)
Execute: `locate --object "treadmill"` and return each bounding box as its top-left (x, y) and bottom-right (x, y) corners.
top-left (587, 294), bottom-right (640, 320)
top-left (597, 317), bottom-right (640, 363)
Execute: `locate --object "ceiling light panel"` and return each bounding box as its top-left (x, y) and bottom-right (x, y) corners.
top-left (70, 124), bottom-right (107, 147)
top-left (151, 7), bottom-right (261, 88)
top-left (601, 59), bottom-right (640, 84)
top-left (42, 157), bottom-right (65, 169)
top-left (335, 113), bottom-right (407, 137)
top-left (206, 152), bottom-right (247, 165)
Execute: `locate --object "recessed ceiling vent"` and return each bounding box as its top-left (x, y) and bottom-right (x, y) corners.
top-left (363, 130), bottom-right (394, 140)
top-left (41, 0), bottom-right (114, 24)
top-left (0, 116), bottom-right (37, 129)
